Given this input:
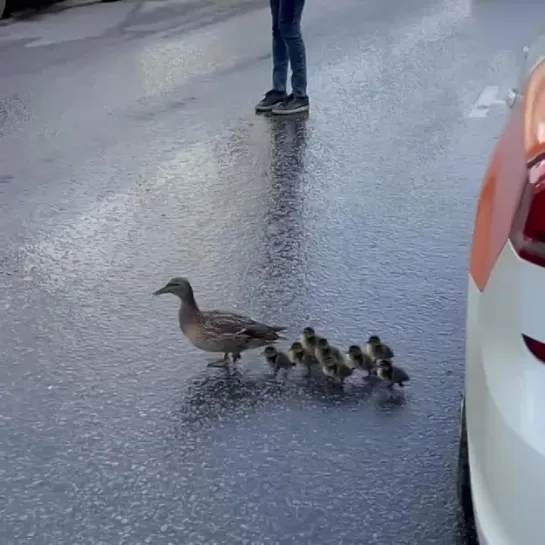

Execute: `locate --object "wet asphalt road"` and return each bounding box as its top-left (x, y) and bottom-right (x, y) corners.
top-left (0, 0), bottom-right (544, 543)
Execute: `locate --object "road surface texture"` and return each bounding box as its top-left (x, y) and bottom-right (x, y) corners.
top-left (0, 0), bottom-right (543, 544)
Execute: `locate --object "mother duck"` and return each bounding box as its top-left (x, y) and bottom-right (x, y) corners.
top-left (154, 277), bottom-right (286, 366)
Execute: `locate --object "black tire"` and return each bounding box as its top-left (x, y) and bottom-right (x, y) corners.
top-left (457, 400), bottom-right (478, 542)
top-left (0, 0), bottom-right (9, 19)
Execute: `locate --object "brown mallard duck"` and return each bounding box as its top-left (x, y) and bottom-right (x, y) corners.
top-left (153, 277), bottom-right (286, 366)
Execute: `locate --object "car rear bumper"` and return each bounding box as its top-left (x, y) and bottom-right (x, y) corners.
top-left (465, 241), bottom-right (545, 545)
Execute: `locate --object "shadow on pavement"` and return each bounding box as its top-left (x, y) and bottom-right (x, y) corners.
top-left (169, 365), bottom-right (407, 437)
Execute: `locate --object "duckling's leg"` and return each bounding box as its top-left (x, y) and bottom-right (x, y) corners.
top-left (305, 364), bottom-right (312, 378)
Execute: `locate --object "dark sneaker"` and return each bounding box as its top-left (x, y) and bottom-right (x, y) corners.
top-left (271, 94), bottom-right (310, 115)
top-left (255, 90), bottom-right (288, 112)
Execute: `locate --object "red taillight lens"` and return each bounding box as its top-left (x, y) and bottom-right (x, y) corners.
top-left (510, 158), bottom-right (545, 267)
top-left (523, 335), bottom-right (545, 363)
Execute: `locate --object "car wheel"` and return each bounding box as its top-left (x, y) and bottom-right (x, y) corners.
top-left (457, 400), bottom-right (478, 541)
top-left (0, 0), bottom-right (9, 19)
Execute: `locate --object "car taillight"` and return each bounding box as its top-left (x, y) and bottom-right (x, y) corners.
top-left (510, 156), bottom-right (545, 267)
top-left (523, 335), bottom-right (545, 363)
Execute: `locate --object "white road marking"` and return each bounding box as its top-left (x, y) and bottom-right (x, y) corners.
top-left (468, 85), bottom-right (508, 118)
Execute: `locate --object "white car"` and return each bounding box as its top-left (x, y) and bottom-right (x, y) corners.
top-left (459, 34), bottom-right (545, 545)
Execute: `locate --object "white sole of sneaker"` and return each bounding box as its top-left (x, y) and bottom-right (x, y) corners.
top-left (271, 105), bottom-right (310, 115)
top-left (255, 104), bottom-right (282, 112)
top-left (255, 98), bottom-right (287, 112)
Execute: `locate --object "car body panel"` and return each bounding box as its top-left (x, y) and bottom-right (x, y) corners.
top-left (470, 54), bottom-right (545, 293)
top-left (466, 245), bottom-right (545, 545)
top-left (469, 100), bottom-right (526, 292)
top-left (465, 34), bottom-right (545, 545)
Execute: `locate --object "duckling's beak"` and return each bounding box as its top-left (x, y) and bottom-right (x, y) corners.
top-left (153, 285), bottom-right (170, 296)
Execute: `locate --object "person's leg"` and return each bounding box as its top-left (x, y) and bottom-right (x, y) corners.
top-left (255, 0), bottom-right (289, 112)
top-left (271, 0), bottom-right (289, 94)
top-left (271, 0), bottom-right (309, 114)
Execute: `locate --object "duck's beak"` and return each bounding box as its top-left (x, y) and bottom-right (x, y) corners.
top-left (153, 285), bottom-right (170, 296)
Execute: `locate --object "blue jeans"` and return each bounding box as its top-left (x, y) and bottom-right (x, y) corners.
top-left (270, 0), bottom-right (307, 98)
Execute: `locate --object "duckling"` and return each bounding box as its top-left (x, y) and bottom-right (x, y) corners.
top-left (289, 341), bottom-right (318, 377)
top-left (153, 277), bottom-right (286, 366)
top-left (346, 345), bottom-right (375, 375)
top-left (314, 337), bottom-right (344, 367)
top-left (300, 327), bottom-right (318, 356)
top-left (301, 327), bottom-right (330, 359)
top-left (315, 339), bottom-right (346, 380)
top-left (263, 345), bottom-right (296, 378)
top-left (334, 358), bottom-right (355, 385)
top-left (363, 335), bottom-right (394, 362)
top-left (375, 359), bottom-right (410, 389)
top-left (316, 346), bottom-right (337, 378)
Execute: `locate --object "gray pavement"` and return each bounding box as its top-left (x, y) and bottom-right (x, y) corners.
top-left (0, 0), bottom-right (542, 543)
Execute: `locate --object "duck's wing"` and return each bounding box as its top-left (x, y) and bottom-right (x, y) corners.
top-left (203, 310), bottom-right (286, 338)
top-left (237, 323), bottom-right (287, 340)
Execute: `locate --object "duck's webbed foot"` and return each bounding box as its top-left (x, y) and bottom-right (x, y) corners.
top-left (207, 353), bottom-right (231, 367)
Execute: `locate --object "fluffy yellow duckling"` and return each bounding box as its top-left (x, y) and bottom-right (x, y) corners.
top-left (315, 338), bottom-right (349, 383)
top-left (363, 335), bottom-right (394, 362)
top-left (346, 345), bottom-right (375, 375)
top-left (289, 341), bottom-right (318, 377)
top-left (334, 358), bottom-right (355, 386)
top-left (375, 359), bottom-right (410, 389)
top-left (300, 327), bottom-right (319, 357)
top-left (314, 337), bottom-right (343, 367)
top-left (263, 345), bottom-right (296, 378)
